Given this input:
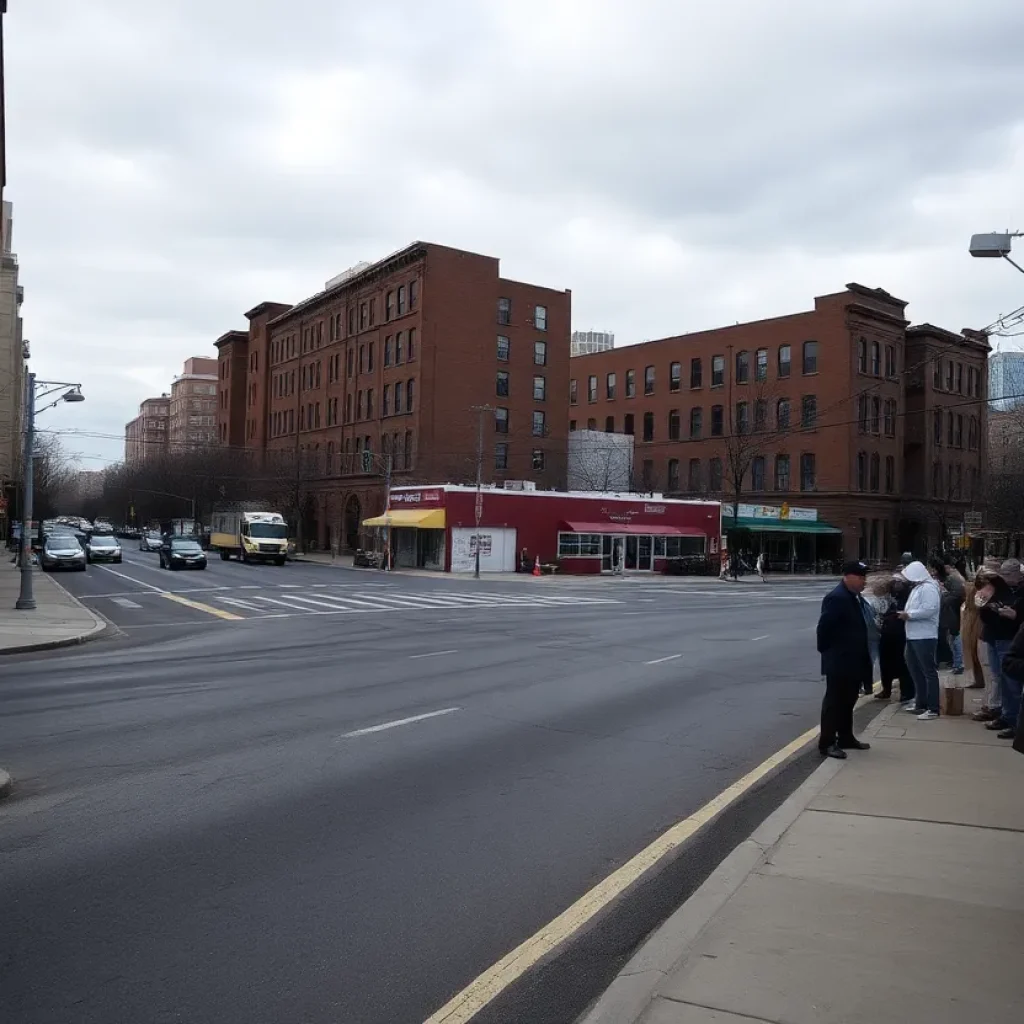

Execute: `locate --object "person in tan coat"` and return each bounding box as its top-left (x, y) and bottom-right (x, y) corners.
top-left (961, 579), bottom-right (987, 695)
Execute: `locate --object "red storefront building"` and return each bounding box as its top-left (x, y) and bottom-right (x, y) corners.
top-left (365, 485), bottom-right (721, 573)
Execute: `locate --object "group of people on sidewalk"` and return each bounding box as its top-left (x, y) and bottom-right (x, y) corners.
top-left (815, 554), bottom-right (1024, 758)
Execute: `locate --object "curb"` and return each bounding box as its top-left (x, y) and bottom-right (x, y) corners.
top-left (577, 702), bottom-right (897, 1024)
top-left (0, 572), bottom-right (113, 656)
top-left (0, 768), bottom-right (11, 800)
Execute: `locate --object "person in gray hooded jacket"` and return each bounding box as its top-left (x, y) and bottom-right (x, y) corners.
top-left (898, 560), bottom-right (942, 719)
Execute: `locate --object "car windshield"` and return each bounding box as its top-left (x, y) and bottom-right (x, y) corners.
top-left (170, 540), bottom-right (202, 552)
top-left (146, 532), bottom-right (162, 539)
top-left (46, 537), bottom-right (80, 551)
top-left (248, 523), bottom-right (288, 539)
top-left (91, 535), bottom-right (117, 545)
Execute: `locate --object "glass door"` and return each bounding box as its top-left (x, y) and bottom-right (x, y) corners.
top-left (624, 536), bottom-right (638, 569)
top-left (638, 535), bottom-right (653, 571)
top-left (601, 535), bottom-right (613, 572)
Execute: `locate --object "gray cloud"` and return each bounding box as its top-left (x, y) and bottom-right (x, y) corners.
top-left (6, 0), bottom-right (1024, 464)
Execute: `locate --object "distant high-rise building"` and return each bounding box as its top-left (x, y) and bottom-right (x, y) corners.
top-left (571, 330), bottom-right (614, 357)
top-left (988, 351), bottom-right (1024, 411)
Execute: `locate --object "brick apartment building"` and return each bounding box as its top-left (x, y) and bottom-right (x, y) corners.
top-left (169, 356), bottom-right (218, 451)
top-left (124, 395), bottom-right (170, 465)
top-left (217, 241), bottom-right (571, 550)
top-left (570, 284), bottom-right (989, 565)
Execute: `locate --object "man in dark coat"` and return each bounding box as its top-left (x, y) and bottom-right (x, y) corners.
top-left (816, 560), bottom-right (873, 759)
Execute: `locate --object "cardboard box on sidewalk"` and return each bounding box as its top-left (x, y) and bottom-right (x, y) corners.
top-left (939, 669), bottom-right (964, 716)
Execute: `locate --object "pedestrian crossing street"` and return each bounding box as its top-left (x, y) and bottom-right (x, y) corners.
top-left (112, 581), bottom-right (624, 620)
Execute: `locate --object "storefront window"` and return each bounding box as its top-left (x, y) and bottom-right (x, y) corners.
top-left (557, 532), bottom-right (601, 557)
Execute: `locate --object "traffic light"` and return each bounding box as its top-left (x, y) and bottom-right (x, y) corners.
top-left (361, 449), bottom-right (374, 473)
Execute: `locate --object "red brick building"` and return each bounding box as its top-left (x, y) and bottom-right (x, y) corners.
top-left (217, 242), bottom-right (571, 550)
top-left (571, 284), bottom-right (989, 566)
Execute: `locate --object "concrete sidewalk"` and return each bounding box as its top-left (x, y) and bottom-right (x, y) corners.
top-left (0, 557), bottom-right (107, 655)
top-left (582, 701), bottom-right (1023, 1024)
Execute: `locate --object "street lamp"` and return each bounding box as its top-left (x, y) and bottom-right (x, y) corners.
top-left (16, 373), bottom-right (86, 610)
top-left (969, 231), bottom-right (1024, 275)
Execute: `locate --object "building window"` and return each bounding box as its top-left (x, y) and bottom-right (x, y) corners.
top-left (396, 286), bottom-right (406, 316)
top-left (409, 279), bottom-right (419, 309)
top-left (644, 365), bottom-right (655, 394)
top-left (408, 328), bottom-right (416, 361)
top-left (605, 415), bottom-right (615, 432)
top-left (885, 344), bottom-right (896, 378)
top-left (777, 398), bottom-right (791, 430)
top-left (858, 337), bottom-right (867, 374)
top-left (498, 297), bottom-right (511, 325)
top-left (753, 348), bottom-right (767, 382)
top-left (933, 357), bottom-right (943, 390)
top-left (497, 335), bottom-right (510, 362)
top-left (947, 410), bottom-right (954, 446)
top-left (394, 382), bottom-right (403, 414)
top-left (534, 340), bottom-right (547, 366)
top-left (751, 455), bottom-right (765, 491)
top-left (884, 399), bottom-right (896, 437)
top-left (688, 458), bottom-right (702, 492)
top-left (359, 303), bottom-right (368, 330)
top-left (934, 408), bottom-right (943, 445)
top-left (588, 375), bottom-right (598, 402)
top-left (870, 341), bottom-right (880, 376)
top-left (656, 457), bottom-right (674, 492)
top-left (856, 451), bottom-right (867, 491)
top-left (870, 396), bottom-right (881, 434)
top-left (709, 457), bottom-right (723, 491)
top-left (711, 354), bottom-right (725, 387)
top-left (534, 305), bottom-right (547, 331)
top-left (774, 454), bottom-right (790, 489)
top-left (802, 340), bottom-right (818, 374)
top-left (359, 344), bottom-right (365, 373)
top-left (382, 384), bottom-right (390, 416)
top-left (386, 291), bottom-right (395, 320)
top-left (570, 378), bottom-right (578, 404)
top-left (641, 459), bottom-right (655, 490)
top-left (956, 413), bottom-right (964, 447)
top-left (532, 449), bottom-right (545, 471)
top-left (569, 419), bottom-right (577, 431)
top-left (495, 407), bottom-right (509, 433)
top-left (587, 418), bottom-right (597, 430)
top-left (367, 342), bottom-right (375, 372)
top-left (366, 389), bottom-right (374, 418)
top-left (945, 361), bottom-right (954, 391)
top-left (606, 372), bottom-right (616, 400)
top-left (869, 452), bottom-right (880, 492)
top-left (643, 411), bottom-right (654, 442)
top-left (800, 453), bottom-right (816, 491)
top-left (754, 398), bottom-right (767, 432)
top-left (347, 348), bottom-right (354, 377)
top-left (668, 409), bottom-right (681, 440)
top-left (736, 401), bottom-right (749, 434)
top-left (494, 443), bottom-right (508, 470)
top-left (534, 375), bottom-right (547, 401)
top-left (345, 393), bottom-right (352, 422)
top-left (356, 390), bottom-right (364, 419)
top-left (532, 410), bottom-right (546, 437)
top-left (626, 369), bottom-right (636, 397)
top-left (801, 395), bottom-right (817, 429)
top-left (670, 361), bottom-right (681, 392)
top-left (735, 350), bottom-right (750, 384)
top-left (496, 371), bottom-right (509, 397)
top-left (690, 357), bottom-right (702, 389)
top-left (932, 461), bottom-right (942, 497)
top-left (624, 413), bottom-right (634, 435)
top-left (778, 344), bottom-right (791, 379)
top-left (406, 379), bottom-right (414, 411)
top-left (968, 416), bottom-right (979, 450)
top-left (711, 405), bottom-right (724, 436)
top-left (689, 407), bottom-right (702, 439)
top-left (885, 455), bottom-right (895, 493)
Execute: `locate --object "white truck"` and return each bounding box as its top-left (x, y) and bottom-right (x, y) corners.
top-left (210, 509), bottom-right (289, 565)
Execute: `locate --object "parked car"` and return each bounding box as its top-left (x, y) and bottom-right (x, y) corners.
top-left (139, 530), bottom-right (164, 552)
top-left (40, 535), bottom-right (87, 572)
top-left (85, 533), bottom-right (122, 563)
top-left (159, 537), bottom-right (207, 570)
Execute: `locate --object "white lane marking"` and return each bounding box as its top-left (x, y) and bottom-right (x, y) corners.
top-left (93, 565), bottom-right (166, 593)
top-left (341, 706), bottom-right (461, 738)
top-left (409, 650), bottom-right (458, 660)
top-left (110, 597), bottom-right (143, 609)
top-left (278, 584), bottom-right (302, 588)
top-left (271, 593), bottom-right (370, 611)
top-left (238, 585), bottom-right (261, 590)
top-left (214, 596), bottom-right (264, 611)
top-left (644, 653), bottom-right (683, 666)
top-left (751, 634), bottom-right (770, 641)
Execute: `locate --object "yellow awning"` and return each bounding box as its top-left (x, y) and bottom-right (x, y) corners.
top-left (362, 508), bottom-right (446, 529)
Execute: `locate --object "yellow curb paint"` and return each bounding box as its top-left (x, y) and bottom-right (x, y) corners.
top-left (423, 723), bottom-right (819, 1023)
top-left (160, 592), bottom-right (243, 621)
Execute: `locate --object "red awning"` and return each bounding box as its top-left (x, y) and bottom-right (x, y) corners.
top-left (560, 521), bottom-right (706, 537)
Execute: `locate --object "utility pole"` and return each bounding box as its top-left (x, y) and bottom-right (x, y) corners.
top-left (16, 372), bottom-right (35, 609)
top-left (470, 405), bottom-right (493, 579)
top-left (382, 451), bottom-right (393, 571)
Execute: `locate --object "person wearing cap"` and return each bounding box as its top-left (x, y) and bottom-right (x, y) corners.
top-left (897, 560), bottom-right (942, 719)
top-left (975, 562), bottom-right (1024, 738)
top-left (815, 560), bottom-right (873, 758)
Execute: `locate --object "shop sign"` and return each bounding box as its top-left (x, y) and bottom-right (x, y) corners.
top-left (391, 489), bottom-right (443, 506)
top-left (736, 503), bottom-right (818, 522)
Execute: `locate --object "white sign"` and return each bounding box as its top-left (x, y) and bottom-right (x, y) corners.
top-left (644, 504), bottom-right (666, 514)
top-left (736, 503), bottom-right (818, 522)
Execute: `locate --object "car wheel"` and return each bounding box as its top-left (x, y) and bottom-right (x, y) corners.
top-left (115, 556), bottom-right (122, 564)
top-left (76, 564), bottom-right (87, 572)
top-left (219, 550), bottom-right (229, 561)
top-left (274, 556), bottom-right (286, 566)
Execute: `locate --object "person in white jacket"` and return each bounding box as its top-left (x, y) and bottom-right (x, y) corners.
top-left (898, 560), bottom-right (942, 719)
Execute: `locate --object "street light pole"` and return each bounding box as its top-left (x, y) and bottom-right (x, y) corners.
top-left (16, 372), bottom-right (36, 609)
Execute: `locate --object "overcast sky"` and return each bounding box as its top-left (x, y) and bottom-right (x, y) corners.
top-left (6, 0), bottom-right (1024, 466)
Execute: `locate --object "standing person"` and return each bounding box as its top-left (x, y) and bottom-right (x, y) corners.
top-left (997, 619), bottom-right (1024, 742)
top-left (975, 564), bottom-right (1024, 738)
top-left (898, 561), bottom-right (942, 720)
top-left (815, 560), bottom-right (873, 759)
top-left (756, 551), bottom-right (766, 583)
top-left (961, 579), bottom-right (989, 704)
top-left (860, 578), bottom-right (883, 695)
top-left (876, 575), bottom-right (914, 702)
top-left (930, 559), bottom-right (965, 674)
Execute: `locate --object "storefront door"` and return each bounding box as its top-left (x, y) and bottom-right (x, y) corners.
top-left (601, 535), bottom-right (624, 572)
top-left (624, 535), bottom-right (654, 571)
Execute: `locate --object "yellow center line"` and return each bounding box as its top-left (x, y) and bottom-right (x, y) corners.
top-left (423, 723), bottom-right (819, 1024)
top-left (160, 592), bottom-right (243, 621)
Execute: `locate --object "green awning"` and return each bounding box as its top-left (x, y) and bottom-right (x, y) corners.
top-left (723, 516), bottom-right (842, 535)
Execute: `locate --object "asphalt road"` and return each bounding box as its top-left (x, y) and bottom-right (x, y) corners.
top-left (0, 562), bottom-right (839, 1024)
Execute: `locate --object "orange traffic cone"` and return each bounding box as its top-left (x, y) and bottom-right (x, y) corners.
top-left (532, 555), bottom-right (542, 577)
